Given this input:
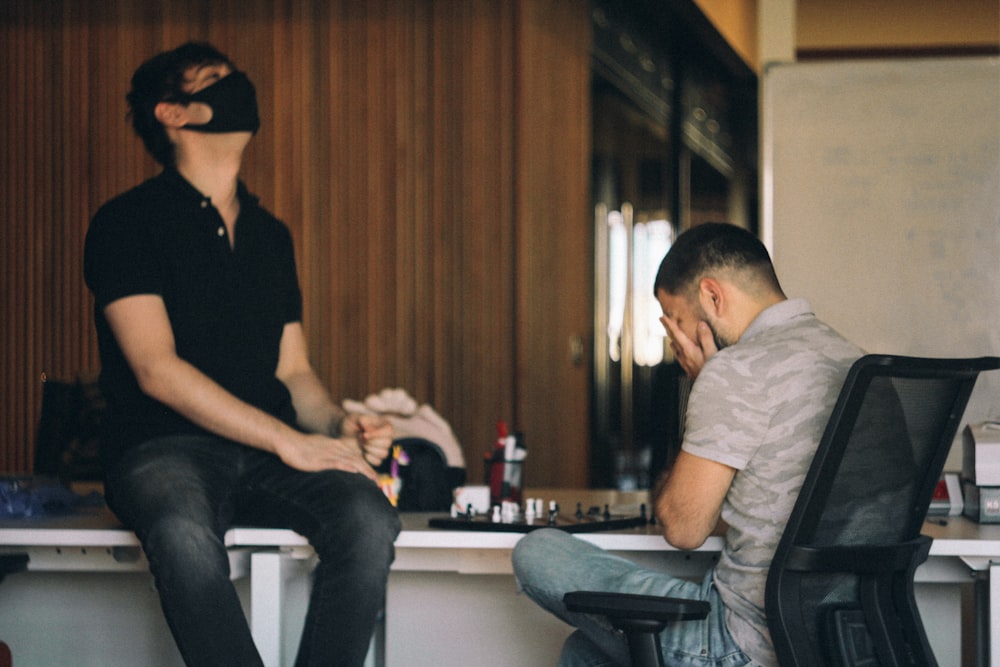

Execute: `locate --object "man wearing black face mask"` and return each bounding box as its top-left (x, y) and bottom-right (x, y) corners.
top-left (83, 42), bottom-right (401, 667)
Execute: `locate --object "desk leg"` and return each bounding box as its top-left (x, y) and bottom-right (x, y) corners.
top-left (251, 551), bottom-right (284, 667)
top-left (973, 570), bottom-right (989, 667)
top-left (991, 563), bottom-right (1000, 667)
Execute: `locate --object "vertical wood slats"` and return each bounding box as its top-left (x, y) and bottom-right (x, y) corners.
top-left (514, 1), bottom-right (592, 488)
top-left (0, 0), bottom-right (590, 488)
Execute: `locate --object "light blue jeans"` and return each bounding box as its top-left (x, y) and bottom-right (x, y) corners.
top-left (512, 528), bottom-right (753, 667)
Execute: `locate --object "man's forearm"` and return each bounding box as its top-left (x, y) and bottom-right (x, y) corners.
top-left (281, 370), bottom-right (348, 436)
top-left (138, 354), bottom-right (300, 455)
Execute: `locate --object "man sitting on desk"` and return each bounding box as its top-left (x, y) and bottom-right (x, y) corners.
top-left (84, 42), bottom-right (400, 667)
top-left (513, 223), bottom-right (863, 666)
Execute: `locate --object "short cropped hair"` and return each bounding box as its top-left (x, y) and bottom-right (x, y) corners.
top-left (654, 222), bottom-right (784, 298)
top-left (126, 42), bottom-right (233, 166)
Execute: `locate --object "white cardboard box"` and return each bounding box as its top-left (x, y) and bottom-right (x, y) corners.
top-left (962, 422), bottom-right (1000, 486)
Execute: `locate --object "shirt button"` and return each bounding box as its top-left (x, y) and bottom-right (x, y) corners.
top-left (201, 200), bottom-right (209, 208)
top-left (217, 226), bottom-right (225, 237)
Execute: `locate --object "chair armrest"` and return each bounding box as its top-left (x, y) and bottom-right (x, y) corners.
top-left (783, 535), bottom-right (932, 574)
top-left (564, 591), bottom-right (710, 623)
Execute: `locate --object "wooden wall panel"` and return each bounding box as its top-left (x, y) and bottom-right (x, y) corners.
top-left (514, 1), bottom-right (593, 488)
top-left (0, 0), bottom-right (590, 488)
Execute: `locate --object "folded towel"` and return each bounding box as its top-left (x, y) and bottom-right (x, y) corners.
top-left (361, 387), bottom-right (418, 416)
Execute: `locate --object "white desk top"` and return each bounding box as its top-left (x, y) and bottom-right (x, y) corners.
top-left (0, 510), bottom-right (710, 551)
top-left (0, 509), bottom-right (138, 547)
top-left (4, 506), bottom-right (1000, 557)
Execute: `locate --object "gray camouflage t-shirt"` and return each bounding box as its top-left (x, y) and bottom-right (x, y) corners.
top-left (682, 298), bottom-right (863, 666)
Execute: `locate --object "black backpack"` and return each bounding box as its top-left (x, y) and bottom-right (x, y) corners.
top-left (378, 437), bottom-right (466, 512)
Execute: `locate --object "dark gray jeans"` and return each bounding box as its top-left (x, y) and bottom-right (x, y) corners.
top-left (104, 434), bottom-right (401, 667)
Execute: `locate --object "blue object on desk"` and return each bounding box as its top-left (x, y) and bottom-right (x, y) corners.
top-left (0, 478), bottom-right (102, 518)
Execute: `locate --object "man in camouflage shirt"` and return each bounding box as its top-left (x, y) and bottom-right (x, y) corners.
top-left (513, 223), bottom-right (862, 666)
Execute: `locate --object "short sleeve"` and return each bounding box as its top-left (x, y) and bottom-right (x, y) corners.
top-left (275, 225), bottom-right (303, 325)
top-left (681, 353), bottom-right (770, 470)
top-left (84, 202), bottom-right (163, 310)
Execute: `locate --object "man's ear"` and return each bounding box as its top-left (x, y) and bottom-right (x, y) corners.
top-left (154, 101), bottom-right (187, 128)
top-left (698, 277), bottom-right (725, 317)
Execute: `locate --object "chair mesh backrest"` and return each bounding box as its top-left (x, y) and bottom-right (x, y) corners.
top-left (769, 355), bottom-right (999, 665)
top-left (808, 373), bottom-right (950, 546)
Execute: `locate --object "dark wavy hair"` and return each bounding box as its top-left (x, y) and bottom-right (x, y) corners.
top-left (654, 222), bottom-right (784, 298)
top-left (126, 42), bottom-right (232, 166)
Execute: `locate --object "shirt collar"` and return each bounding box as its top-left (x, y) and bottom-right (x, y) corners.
top-left (740, 298), bottom-right (814, 343)
top-left (157, 168), bottom-right (258, 209)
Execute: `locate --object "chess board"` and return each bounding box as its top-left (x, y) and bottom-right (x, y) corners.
top-left (428, 507), bottom-right (650, 533)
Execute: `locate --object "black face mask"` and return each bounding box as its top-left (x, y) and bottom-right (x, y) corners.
top-left (178, 70), bottom-right (260, 135)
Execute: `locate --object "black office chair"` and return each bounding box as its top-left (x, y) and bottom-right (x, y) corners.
top-left (565, 354), bottom-right (1000, 666)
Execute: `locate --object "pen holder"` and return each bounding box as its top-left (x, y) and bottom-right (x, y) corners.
top-left (488, 459), bottom-right (523, 506)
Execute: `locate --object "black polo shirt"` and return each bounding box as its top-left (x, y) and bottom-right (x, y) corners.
top-left (84, 169), bottom-right (302, 462)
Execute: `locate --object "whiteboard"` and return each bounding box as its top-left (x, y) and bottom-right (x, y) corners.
top-left (762, 57), bottom-right (1000, 470)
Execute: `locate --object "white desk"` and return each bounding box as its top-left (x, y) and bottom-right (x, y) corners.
top-left (294, 514), bottom-right (996, 666)
top-left (2, 508), bottom-right (998, 666)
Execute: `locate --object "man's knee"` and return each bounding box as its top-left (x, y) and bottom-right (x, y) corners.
top-left (314, 484), bottom-right (401, 558)
top-left (512, 527), bottom-right (565, 583)
top-left (142, 515), bottom-right (230, 584)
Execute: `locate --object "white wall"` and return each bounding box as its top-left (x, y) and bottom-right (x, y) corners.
top-left (762, 56), bottom-right (1000, 470)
